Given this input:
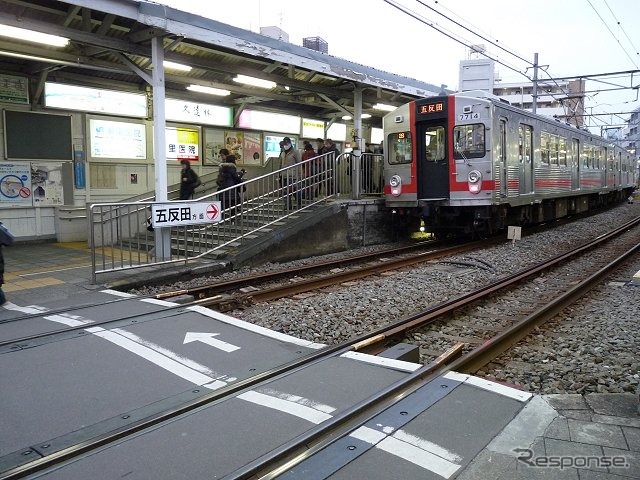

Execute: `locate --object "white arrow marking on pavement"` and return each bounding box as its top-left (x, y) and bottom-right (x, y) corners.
top-left (183, 332), bottom-right (240, 352)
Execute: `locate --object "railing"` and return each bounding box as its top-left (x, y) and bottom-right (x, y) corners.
top-left (90, 151), bottom-right (350, 282)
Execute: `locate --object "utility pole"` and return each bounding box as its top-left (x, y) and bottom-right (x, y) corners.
top-left (532, 53), bottom-right (538, 114)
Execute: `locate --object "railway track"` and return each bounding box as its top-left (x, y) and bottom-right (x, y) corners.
top-left (4, 217), bottom-right (637, 479)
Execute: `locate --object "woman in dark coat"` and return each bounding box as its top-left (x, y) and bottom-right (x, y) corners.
top-left (216, 155), bottom-right (244, 219)
top-left (179, 159), bottom-right (200, 200)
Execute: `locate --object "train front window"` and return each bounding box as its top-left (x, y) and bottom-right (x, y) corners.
top-left (389, 131), bottom-right (412, 164)
top-left (453, 124), bottom-right (485, 160)
top-left (423, 126), bottom-right (445, 162)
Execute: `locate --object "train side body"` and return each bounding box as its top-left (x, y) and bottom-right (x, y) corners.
top-left (383, 92), bottom-right (637, 236)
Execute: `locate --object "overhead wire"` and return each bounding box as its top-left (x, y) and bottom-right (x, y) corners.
top-left (387, 0), bottom-right (638, 132)
top-left (585, 0), bottom-right (639, 69)
top-left (602, 0), bottom-right (640, 62)
top-left (381, 0), bottom-right (532, 81)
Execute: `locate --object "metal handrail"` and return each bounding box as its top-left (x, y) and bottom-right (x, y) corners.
top-left (89, 151), bottom-right (344, 282)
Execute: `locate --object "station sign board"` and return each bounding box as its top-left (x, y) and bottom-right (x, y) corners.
top-left (151, 201), bottom-right (222, 228)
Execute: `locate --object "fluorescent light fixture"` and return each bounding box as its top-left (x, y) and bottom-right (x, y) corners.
top-left (362, 113), bottom-right (372, 119)
top-left (187, 84), bottom-right (231, 96)
top-left (163, 60), bottom-right (192, 72)
top-left (341, 115), bottom-right (352, 120)
top-left (0, 24), bottom-right (68, 47)
top-left (0, 50), bottom-right (75, 64)
top-left (233, 74), bottom-right (276, 89)
top-left (372, 103), bottom-right (396, 111)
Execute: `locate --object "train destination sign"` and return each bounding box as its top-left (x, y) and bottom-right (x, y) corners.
top-left (417, 102), bottom-right (444, 115)
top-left (151, 202), bottom-right (222, 228)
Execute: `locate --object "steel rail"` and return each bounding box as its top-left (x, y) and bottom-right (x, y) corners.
top-left (198, 242), bottom-right (489, 310)
top-left (448, 241), bottom-right (640, 374)
top-left (155, 239), bottom-right (453, 299)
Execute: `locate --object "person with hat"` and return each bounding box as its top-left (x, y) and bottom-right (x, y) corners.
top-left (279, 137), bottom-right (302, 209)
top-left (179, 159), bottom-right (200, 200)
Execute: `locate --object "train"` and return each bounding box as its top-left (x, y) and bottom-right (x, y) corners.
top-left (382, 91), bottom-right (637, 237)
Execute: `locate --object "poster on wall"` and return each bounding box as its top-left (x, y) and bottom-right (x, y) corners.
top-left (243, 132), bottom-right (262, 165)
top-left (224, 131), bottom-right (244, 163)
top-left (31, 163), bottom-right (64, 206)
top-left (166, 127), bottom-right (199, 162)
top-left (0, 73), bottom-right (29, 104)
top-left (90, 119), bottom-right (146, 159)
top-left (0, 163), bottom-right (32, 207)
top-left (203, 128), bottom-right (225, 166)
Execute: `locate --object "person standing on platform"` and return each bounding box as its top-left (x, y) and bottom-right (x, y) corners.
top-left (179, 159), bottom-right (200, 200)
top-left (216, 154), bottom-right (245, 220)
top-left (301, 142), bottom-right (317, 200)
top-left (0, 222), bottom-right (15, 305)
top-left (279, 137), bottom-right (302, 209)
top-left (323, 138), bottom-right (340, 195)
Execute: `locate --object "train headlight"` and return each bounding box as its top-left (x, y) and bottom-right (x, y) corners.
top-left (389, 175), bottom-right (402, 196)
top-left (468, 170), bottom-right (482, 194)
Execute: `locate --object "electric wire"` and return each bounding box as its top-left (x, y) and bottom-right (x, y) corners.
top-left (585, 0), bottom-right (639, 69)
top-left (602, 0), bottom-right (640, 60)
top-left (381, 0), bottom-right (532, 81)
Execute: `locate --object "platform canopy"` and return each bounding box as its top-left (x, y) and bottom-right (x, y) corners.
top-left (0, 0), bottom-right (445, 128)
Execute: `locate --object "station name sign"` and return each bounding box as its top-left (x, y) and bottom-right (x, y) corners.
top-left (151, 202), bottom-right (222, 228)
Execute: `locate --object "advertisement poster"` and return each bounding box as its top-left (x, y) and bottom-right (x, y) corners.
top-left (31, 163), bottom-right (64, 206)
top-left (90, 119), bottom-right (146, 159)
top-left (224, 131), bottom-right (244, 163)
top-left (243, 132), bottom-right (262, 165)
top-left (203, 128), bottom-right (225, 165)
top-left (166, 127), bottom-right (199, 162)
top-left (0, 163), bottom-right (32, 207)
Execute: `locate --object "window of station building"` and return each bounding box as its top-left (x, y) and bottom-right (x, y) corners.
top-left (423, 126), bottom-right (446, 162)
top-left (453, 123), bottom-right (485, 160)
top-left (518, 124), bottom-right (533, 164)
top-left (389, 131), bottom-right (412, 164)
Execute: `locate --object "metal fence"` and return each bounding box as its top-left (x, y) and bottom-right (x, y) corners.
top-left (89, 152), bottom-right (384, 282)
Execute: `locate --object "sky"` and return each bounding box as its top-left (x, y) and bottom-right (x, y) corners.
top-left (154, 0), bottom-right (640, 132)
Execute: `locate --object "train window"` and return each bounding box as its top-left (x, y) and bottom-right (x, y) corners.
top-left (549, 135), bottom-right (559, 165)
top-left (453, 123), bottom-right (485, 160)
top-left (540, 132), bottom-right (550, 165)
top-left (389, 131), bottom-right (412, 164)
top-left (583, 145), bottom-right (592, 169)
top-left (558, 138), bottom-right (567, 166)
top-left (519, 124), bottom-right (533, 163)
top-left (424, 126), bottom-right (445, 162)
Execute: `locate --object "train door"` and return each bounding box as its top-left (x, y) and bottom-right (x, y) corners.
top-left (416, 122), bottom-right (448, 198)
top-left (518, 124), bottom-right (533, 194)
top-left (571, 139), bottom-right (580, 190)
top-left (498, 119), bottom-right (507, 197)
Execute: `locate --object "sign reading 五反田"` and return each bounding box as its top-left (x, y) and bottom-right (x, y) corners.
top-left (151, 202), bottom-right (222, 228)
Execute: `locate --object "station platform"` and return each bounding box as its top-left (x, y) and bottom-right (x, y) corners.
top-left (0, 241), bottom-right (638, 479)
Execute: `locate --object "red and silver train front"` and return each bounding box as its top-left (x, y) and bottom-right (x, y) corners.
top-left (383, 94), bottom-right (495, 235)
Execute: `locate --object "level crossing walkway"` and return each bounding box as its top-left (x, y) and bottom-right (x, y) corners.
top-left (0, 241), bottom-right (638, 479)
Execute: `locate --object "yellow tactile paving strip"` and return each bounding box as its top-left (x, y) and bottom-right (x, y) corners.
top-left (3, 276), bottom-right (65, 292)
top-left (2, 241), bottom-right (152, 293)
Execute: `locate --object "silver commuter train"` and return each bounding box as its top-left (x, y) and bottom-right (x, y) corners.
top-left (383, 91), bottom-right (637, 236)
